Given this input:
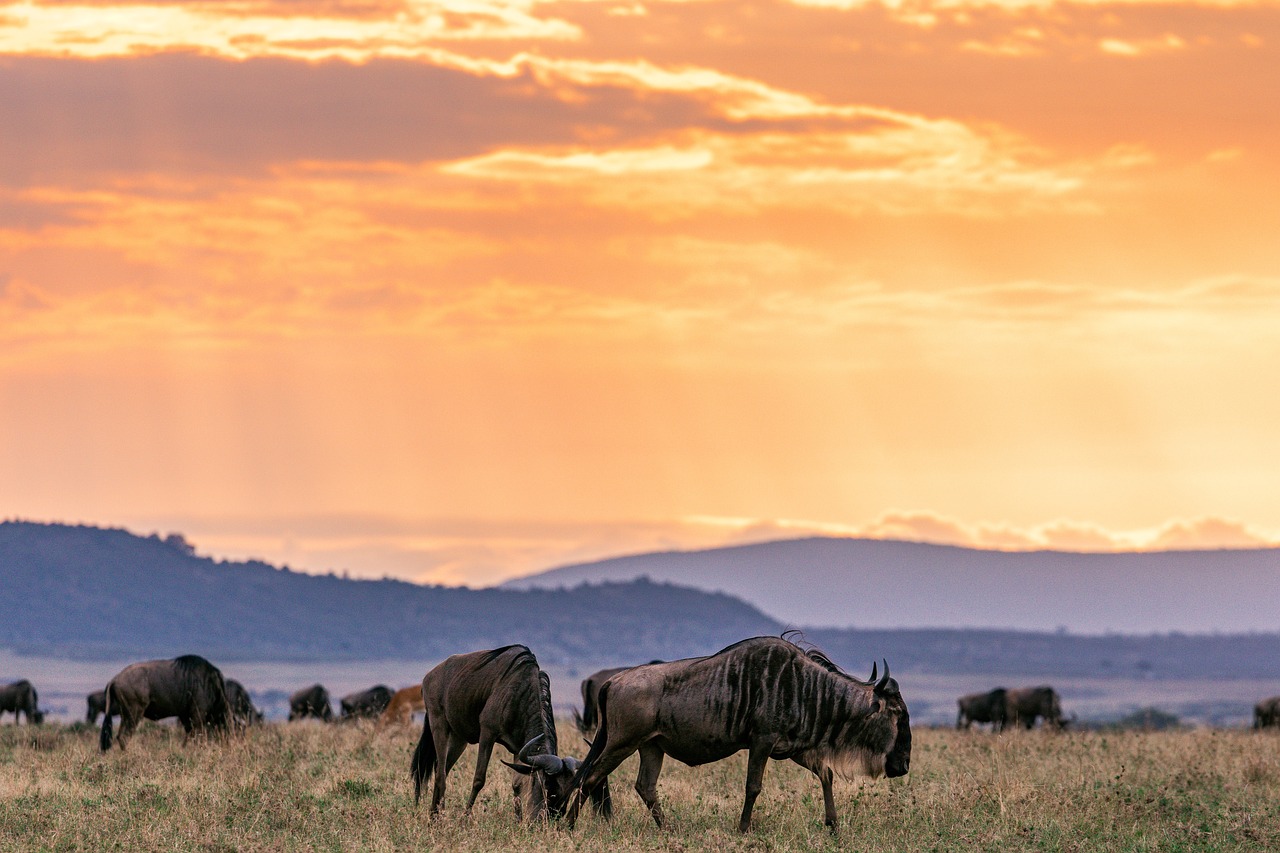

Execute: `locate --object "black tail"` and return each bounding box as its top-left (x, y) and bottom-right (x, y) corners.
top-left (409, 715), bottom-right (436, 805)
top-left (570, 681), bottom-right (611, 792)
top-left (99, 684), bottom-right (115, 752)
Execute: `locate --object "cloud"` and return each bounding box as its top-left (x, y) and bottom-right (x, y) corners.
top-left (111, 509), bottom-right (1280, 587)
top-left (1148, 517), bottom-right (1273, 550)
top-left (447, 125), bottom-right (1087, 219)
top-left (1, 0), bottom-right (580, 60)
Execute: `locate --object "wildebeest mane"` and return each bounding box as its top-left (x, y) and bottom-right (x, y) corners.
top-left (537, 670), bottom-right (558, 754)
top-left (480, 645), bottom-right (543, 684)
top-left (772, 631), bottom-right (875, 685)
top-left (474, 644), bottom-right (557, 754)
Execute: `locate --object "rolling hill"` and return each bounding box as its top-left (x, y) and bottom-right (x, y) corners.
top-left (0, 520), bottom-right (779, 664)
top-left (501, 536), bottom-right (1280, 634)
top-left (7, 521), bottom-right (1280, 684)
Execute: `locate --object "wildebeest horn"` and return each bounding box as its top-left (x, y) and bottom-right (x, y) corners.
top-left (562, 756), bottom-right (580, 773)
top-left (868, 661), bottom-right (878, 683)
top-left (875, 659), bottom-right (891, 693)
top-left (517, 734), bottom-right (547, 763)
top-left (528, 753), bottom-right (565, 774)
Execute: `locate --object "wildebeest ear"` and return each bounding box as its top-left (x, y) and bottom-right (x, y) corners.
top-left (502, 760), bottom-right (534, 775)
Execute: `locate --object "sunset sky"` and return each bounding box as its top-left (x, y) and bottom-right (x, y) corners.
top-left (2, 0), bottom-right (1278, 586)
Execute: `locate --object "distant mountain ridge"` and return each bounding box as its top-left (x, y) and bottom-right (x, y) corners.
top-left (501, 536), bottom-right (1280, 634)
top-left (0, 520), bottom-right (778, 664)
top-left (7, 520), bottom-right (1280, 682)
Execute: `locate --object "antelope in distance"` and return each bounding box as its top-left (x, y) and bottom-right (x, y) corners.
top-left (957, 688), bottom-right (1009, 732)
top-left (288, 684), bottom-right (333, 722)
top-left (0, 680), bottom-right (42, 725)
top-left (99, 655), bottom-right (231, 751)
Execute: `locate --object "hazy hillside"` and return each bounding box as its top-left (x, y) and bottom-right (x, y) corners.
top-left (0, 521), bottom-right (780, 663)
top-left (7, 521), bottom-right (1280, 682)
top-left (502, 537), bottom-right (1280, 634)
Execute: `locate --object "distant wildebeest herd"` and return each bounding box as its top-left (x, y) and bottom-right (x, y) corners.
top-left (955, 685), bottom-right (1068, 732)
top-left (6, 638), bottom-right (1280, 834)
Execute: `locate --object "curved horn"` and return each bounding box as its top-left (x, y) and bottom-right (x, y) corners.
top-left (528, 753), bottom-right (565, 775)
top-left (875, 659), bottom-right (891, 693)
top-left (562, 756), bottom-right (581, 773)
top-left (868, 661), bottom-right (878, 683)
top-left (517, 733), bottom-right (547, 763)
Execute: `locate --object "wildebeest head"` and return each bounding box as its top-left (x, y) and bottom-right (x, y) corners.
top-left (503, 734), bottom-right (580, 819)
top-left (868, 660), bottom-right (911, 778)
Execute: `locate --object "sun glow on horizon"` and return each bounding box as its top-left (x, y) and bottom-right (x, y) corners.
top-left (2, 0), bottom-right (1279, 587)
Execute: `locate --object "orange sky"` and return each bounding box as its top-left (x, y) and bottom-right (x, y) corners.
top-left (2, 0), bottom-right (1279, 586)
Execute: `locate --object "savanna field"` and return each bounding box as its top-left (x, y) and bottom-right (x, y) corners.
top-left (3, 721), bottom-right (1279, 852)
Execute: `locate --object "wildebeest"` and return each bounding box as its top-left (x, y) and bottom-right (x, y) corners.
top-left (100, 655), bottom-right (231, 751)
top-left (225, 679), bottom-right (263, 727)
top-left (340, 685), bottom-right (394, 720)
top-left (956, 688), bottom-right (1008, 732)
top-left (1254, 696), bottom-right (1280, 729)
top-left (288, 684), bottom-right (333, 721)
top-left (409, 645), bottom-right (586, 821)
top-left (572, 661), bottom-right (664, 735)
top-left (1004, 686), bottom-right (1065, 729)
top-left (86, 689), bottom-right (109, 725)
top-left (0, 680), bottom-right (43, 724)
top-left (379, 685), bottom-right (426, 727)
top-left (565, 635), bottom-right (912, 833)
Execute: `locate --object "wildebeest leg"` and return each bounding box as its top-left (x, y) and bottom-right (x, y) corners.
top-left (738, 740), bottom-right (774, 832)
top-left (429, 724), bottom-right (460, 814)
top-left (590, 777), bottom-right (613, 818)
top-left (117, 711), bottom-right (138, 750)
top-left (465, 733), bottom-right (497, 813)
top-left (790, 753), bottom-right (838, 831)
top-left (634, 742), bottom-right (666, 828)
top-left (816, 767), bottom-right (837, 831)
top-left (566, 741), bottom-right (641, 828)
top-left (788, 753), bottom-right (839, 824)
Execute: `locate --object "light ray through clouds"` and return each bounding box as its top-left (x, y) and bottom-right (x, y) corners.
top-left (2, 0), bottom-right (1279, 588)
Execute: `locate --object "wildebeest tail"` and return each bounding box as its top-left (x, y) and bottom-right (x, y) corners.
top-left (409, 715), bottom-right (436, 805)
top-left (99, 683), bottom-right (115, 751)
top-left (570, 681), bottom-right (611, 792)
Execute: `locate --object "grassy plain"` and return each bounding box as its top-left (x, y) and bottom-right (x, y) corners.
top-left (2, 720), bottom-right (1279, 852)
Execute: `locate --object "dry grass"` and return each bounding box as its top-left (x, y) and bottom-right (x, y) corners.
top-left (3, 721), bottom-right (1280, 851)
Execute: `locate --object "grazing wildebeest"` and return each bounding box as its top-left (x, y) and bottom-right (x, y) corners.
top-left (86, 689), bottom-right (109, 725)
top-left (379, 685), bottom-right (426, 727)
top-left (572, 661), bottom-right (664, 735)
top-left (288, 684), bottom-right (333, 721)
top-left (100, 655), bottom-right (231, 751)
top-left (1254, 696), bottom-right (1280, 729)
top-left (1004, 686), bottom-right (1064, 729)
top-left (565, 635), bottom-right (911, 833)
top-left (0, 680), bottom-right (43, 724)
top-left (409, 645), bottom-right (589, 821)
top-left (225, 679), bottom-right (263, 727)
top-left (956, 688), bottom-right (1009, 732)
top-left (340, 685), bottom-right (394, 720)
